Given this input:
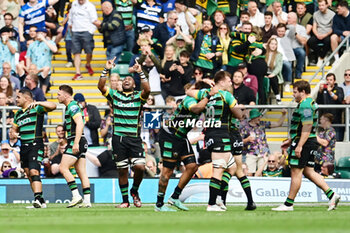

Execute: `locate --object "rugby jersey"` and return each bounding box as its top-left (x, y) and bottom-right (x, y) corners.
top-left (262, 168), bottom-right (284, 177)
top-left (135, 1), bottom-right (163, 30)
top-left (290, 97), bottom-right (318, 140)
top-left (194, 35), bottom-right (223, 70)
top-left (13, 105), bottom-right (46, 144)
top-left (19, 0), bottom-right (49, 34)
top-left (115, 0), bottom-right (133, 26)
top-left (103, 88), bottom-right (146, 137)
top-left (65, 100), bottom-right (85, 138)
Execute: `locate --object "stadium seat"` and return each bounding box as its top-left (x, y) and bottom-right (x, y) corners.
top-left (337, 170), bottom-right (350, 179)
top-left (118, 51), bottom-right (133, 64)
top-left (111, 64), bottom-right (130, 77)
top-left (336, 156), bottom-right (350, 171)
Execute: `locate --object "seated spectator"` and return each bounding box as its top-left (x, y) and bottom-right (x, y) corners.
top-left (0, 142), bottom-right (20, 168)
top-left (48, 124), bottom-right (66, 163)
top-left (0, 26), bottom-right (18, 75)
top-left (217, 23), bottom-right (231, 69)
top-left (16, 60), bottom-right (36, 88)
top-left (307, 0), bottom-right (335, 67)
top-left (2, 62), bottom-right (20, 93)
top-left (0, 92), bottom-right (14, 140)
top-left (86, 150), bottom-right (118, 177)
top-left (100, 102), bottom-right (113, 147)
top-left (248, 0), bottom-right (265, 27)
top-left (23, 74), bottom-right (46, 101)
top-left (2, 127), bottom-right (20, 152)
top-left (296, 2), bottom-right (313, 36)
top-left (255, 152), bottom-right (288, 177)
top-left (26, 27), bottom-right (57, 93)
top-left (0, 161), bottom-right (13, 178)
top-left (73, 93), bottom-right (102, 146)
top-left (265, 37), bottom-right (283, 104)
top-left (174, 0), bottom-right (197, 36)
top-left (237, 62), bottom-right (258, 97)
top-left (144, 142), bottom-right (157, 177)
top-left (316, 113), bottom-right (336, 172)
top-left (320, 162), bottom-right (336, 178)
top-left (153, 11), bottom-right (178, 48)
top-left (240, 109), bottom-right (286, 176)
top-left (271, 0), bottom-right (287, 26)
top-left (330, 1), bottom-right (350, 62)
top-left (261, 11), bottom-right (277, 43)
top-left (134, 0), bottom-right (163, 32)
top-left (0, 77), bottom-right (15, 105)
top-left (316, 73), bottom-right (344, 141)
top-left (340, 69), bottom-right (350, 104)
top-left (47, 138), bottom-right (67, 177)
top-left (232, 70), bottom-right (256, 105)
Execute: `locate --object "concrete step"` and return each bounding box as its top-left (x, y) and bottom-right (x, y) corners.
top-left (53, 54), bottom-right (106, 61)
top-left (52, 67), bottom-right (104, 73)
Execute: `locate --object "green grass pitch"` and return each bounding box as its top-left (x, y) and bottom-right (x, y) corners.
top-left (0, 204), bottom-right (349, 233)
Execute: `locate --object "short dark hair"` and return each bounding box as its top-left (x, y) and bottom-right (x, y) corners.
top-left (242, 21), bottom-right (253, 28)
top-left (179, 50), bottom-right (190, 58)
top-left (326, 72), bottom-right (336, 81)
top-left (293, 80), bottom-right (310, 94)
top-left (276, 23), bottom-right (287, 30)
top-left (337, 0), bottom-right (349, 7)
top-left (318, 0), bottom-right (327, 4)
top-left (19, 89), bottom-right (33, 99)
top-left (296, 2), bottom-right (306, 7)
top-left (59, 85), bottom-right (73, 96)
top-left (234, 70), bottom-right (244, 77)
top-left (264, 11), bottom-right (273, 17)
top-left (4, 13), bottom-right (13, 19)
top-left (321, 113), bottom-right (334, 123)
top-left (194, 81), bottom-right (211, 89)
top-left (240, 11), bottom-right (250, 17)
top-left (214, 71), bottom-right (231, 84)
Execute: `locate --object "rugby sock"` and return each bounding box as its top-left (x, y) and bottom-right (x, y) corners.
top-left (120, 183), bottom-right (129, 203)
top-left (209, 177), bottom-right (221, 205)
top-left (325, 188), bottom-right (335, 200)
top-left (156, 192), bottom-right (165, 207)
top-left (284, 197), bottom-right (294, 207)
top-left (83, 188), bottom-right (91, 203)
top-left (220, 171), bottom-right (232, 205)
top-left (34, 192), bottom-right (42, 201)
top-left (170, 186), bottom-right (183, 199)
top-left (130, 184), bottom-right (140, 195)
top-left (68, 181), bottom-right (80, 198)
top-left (238, 176), bottom-right (253, 204)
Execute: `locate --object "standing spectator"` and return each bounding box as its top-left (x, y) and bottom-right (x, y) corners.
top-left (26, 27), bottom-right (57, 93)
top-left (316, 113), bottom-right (336, 172)
top-left (73, 93), bottom-right (101, 146)
top-left (232, 70), bottom-right (256, 105)
top-left (114, 0), bottom-right (137, 52)
top-left (0, 92), bottom-right (14, 140)
top-left (330, 1), bottom-right (350, 62)
top-left (165, 28), bottom-right (193, 58)
top-left (287, 12), bottom-right (309, 79)
top-left (237, 62), bottom-right (258, 97)
top-left (69, 0), bottom-right (100, 80)
top-left (235, 11), bottom-right (250, 31)
top-left (18, 0), bottom-right (59, 42)
top-left (316, 73), bottom-right (344, 141)
top-left (217, 23), bottom-right (231, 69)
top-left (271, 0), bottom-right (287, 26)
top-left (248, 0), bottom-right (265, 27)
top-left (61, 2), bottom-right (73, 68)
top-left (261, 11), bottom-right (277, 43)
top-left (153, 11), bottom-right (178, 48)
top-left (2, 62), bottom-right (20, 93)
top-left (174, 0), bottom-right (196, 36)
top-left (132, 25), bottom-right (163, 58)
top-left (265, 37), bottom-right (283, 104)
top-left (340, 69), bottom-right (350, 104)
top-left (23, 74), bottom-right (46, 101)
top-left (99, 1), bottom-right (126, 62)
top-left (307, 0), bottom-right (335, 67)
top-left (134, 0), bottom-right (163, 32)
top-left (190, 19), bottom-right (223, 77)
top-left (240, 109), bottom-right (286, 176)
top-left (0, 77), bottom-right (15, 105)
top-left (211, 10), bottom-right (227, 36)
top-left (3, 13), bottom-right (19, 40)
top-left (0, 27), bottom-right (17, 75)
top-left (0, 1), bottom-right (21, 28)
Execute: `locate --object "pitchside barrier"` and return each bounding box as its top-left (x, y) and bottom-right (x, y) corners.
top-left (0, 177), bottom-right (350, 204)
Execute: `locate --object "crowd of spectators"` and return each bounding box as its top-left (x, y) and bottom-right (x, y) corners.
top-left (0, 0), bottom-right (350, 178)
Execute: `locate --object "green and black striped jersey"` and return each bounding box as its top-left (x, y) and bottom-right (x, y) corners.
top-left (13, 105), bottom-right (46, 144)
top-left (65, 100), bottom-right (85, 138)
top-left (262, 168), bottom-right (284, 177)
top-left (290, 97), bottom-right (318, 140)
top-left (167, 96), bottom-right (200, 139)
top-left (115, 0), bottom-right (133, 26)
top-left (104, 87), bottom-right (146, 137)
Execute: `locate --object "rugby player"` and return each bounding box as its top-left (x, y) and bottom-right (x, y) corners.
top-left (98, 57), bottom-right (150, 208)
top-left (13, 89), bottom-right (56, 208)
top-left (272, 80), bottom-right (340, 211)
top-left (57, 85), bottom-right (91, 208)
top-left (155, 81), bottom-right (215, 211)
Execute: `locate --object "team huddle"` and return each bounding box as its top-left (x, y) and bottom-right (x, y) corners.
top-left (13, 58), bottom-right (340, 211)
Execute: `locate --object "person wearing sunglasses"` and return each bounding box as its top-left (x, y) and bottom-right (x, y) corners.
top-left (255, 152), bottom-right (288, 177)
top-left (340, 69), bottom-right (350, 104)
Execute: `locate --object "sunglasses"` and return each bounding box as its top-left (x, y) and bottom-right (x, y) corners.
top-left (345, 74), bottom-right (350, 76)
top-left (268, 160), bottom-right (276, 163)
top-left (195, 72), bottom-right (202, 75)
top-left (219, 27), bottom-right (227, 30)
top-left (3, 166), bottom-right (11, 168)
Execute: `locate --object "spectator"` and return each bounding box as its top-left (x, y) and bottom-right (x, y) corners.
top-left (316, 113), bottom-right (336, 172)
top-left (330, 1), bottom-right (350, 62)
top-left (109, 73), bottom-right (122, 91)
top-left (0, 77), bottom-right (15, 105)
top-left (0, 27), bottom-right (17, 75)
top-left (287, 12), bottom-right (309, 79)
top-left (265, 37), bottom-right (283, 104)
top-left (316, 73), bottom-right (344, 141)
top-left (2, 127), bottom-right (20, 152)
top-left (276, 23), bottom-right (295, 91)
top-left (2, 62), bottom-right (20, 93)
top-left (261, 11), bottom-right (277, 43)
top-left (192, 67), bottom-right (204, 83)
top-left (307, 0), bottom-right (335, 67)
top-left (69, 0), bottom-right (100, 80)
top-left (100, 102), bottom-right (113, 147)
top-left (190, 19), bottom-right (223, 77)
top-left (0, 142), bottom-right (20, 168)
top-left (17, 62), bottom-right (36, 88)
top-left (26, 27), bottom-right (57, 93)
top-left (99, 1), bottom-right (126, 62)
top-left (85, 150), bottom-right (118, 177)
top-left (48, 124), bottom-right (66, 163)
top-left (134, 0), bottom-right (163, 32)
top-left (235, 11), bottom-right (250, 31)
top-left (232, 70), bottom-right (256, 105)
top-left (18, 0), bottom-right (59, 42)
top-left (271, 0), bottom-right (287, 26)
top-left (0, 161), bottom-right (13, 178)
top-left (217, 23), bottom-right (231, 68)
top-left (174, 0), bottom-right (196, 36)
top-left (132, 25), bottom-right (163, 58)
top-left (45, 5), bottom-right (63, 44)
top-left (296, 2), bottom-right (313, 35)
top-left (320, 162), bottom-right (336, 178)
top-left (237, 62), bottom-right (258, 97)
top-left (248, 0), bottom-right (265, 27)
top-left (73, 93), bottom-right (101, 146)
top-left (212, 10), bottom-right (227, 35)
top-left (0, 92), bottom-right (14, 140)
top-left (3, 13), bottom-right (19, 40)
top-left (153, 11), bottom-right (178, 48)
top-left (255, 152), bottom-right (288, 177)
top-left (48, 137), bottom-right (67, 177)
top-left (23, 74), bottom-right (46, 101)
top-left (240, 109), bottom-right (286, 176)
top-left (340, 69), bottom-right (350, 104)
top-left (144, 142), bottom-right (157, 177)
top-left (60, 2), bottom-right (73, 68)
top-left (166, 30), bottom-right (193, 58)
top-left (0, 1), bottom-right (21, 28)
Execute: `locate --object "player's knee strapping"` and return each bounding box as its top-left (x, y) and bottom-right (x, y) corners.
top-left (182, 155), bottom-right (196, 165)
top-left (31, 175), bottom-right (41, 182)
top-left (131, 158), bottom-right (146, 167)
top-left (227, 154), bottom-right (235, 168)
top-left (212, 158), bottom-right (228, 169)
top-left (116, 159), bottom-right (129, 169)
top-left (163, 160), bottom-right (176, 169)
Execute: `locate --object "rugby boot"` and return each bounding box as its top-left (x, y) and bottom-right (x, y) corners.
top-left (245, 202), bottom-right (256, 211)
top-left (207, 204), bottom-right (226, 212)
top-left (272, 204), bottom-right (294, 211)
top-left (328, 194), bottom-right (340, 211)
top-left (216, 196), bottom-right (227, 211)
top-left (155, 205), bottom-right (177, 212)
top-left (168, 197), bottom-right (189, 211)
top-left (131, 192), bottom-right (142, 208)
top-left (115, 202), bottom-right (130, 208)
top-left (79, 202), bottom-right (92, 208)
top-left (67, 196), bottom-right (83, 208)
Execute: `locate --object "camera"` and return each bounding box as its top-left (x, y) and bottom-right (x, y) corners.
top-left (9, 169), bottom-right (23, 178)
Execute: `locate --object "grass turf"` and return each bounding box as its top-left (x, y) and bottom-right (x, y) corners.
top-left (0, 204), bottom-right (349, 233)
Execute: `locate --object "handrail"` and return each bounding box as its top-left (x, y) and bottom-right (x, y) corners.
top-left (308, 34), bottom-right (350, 84)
